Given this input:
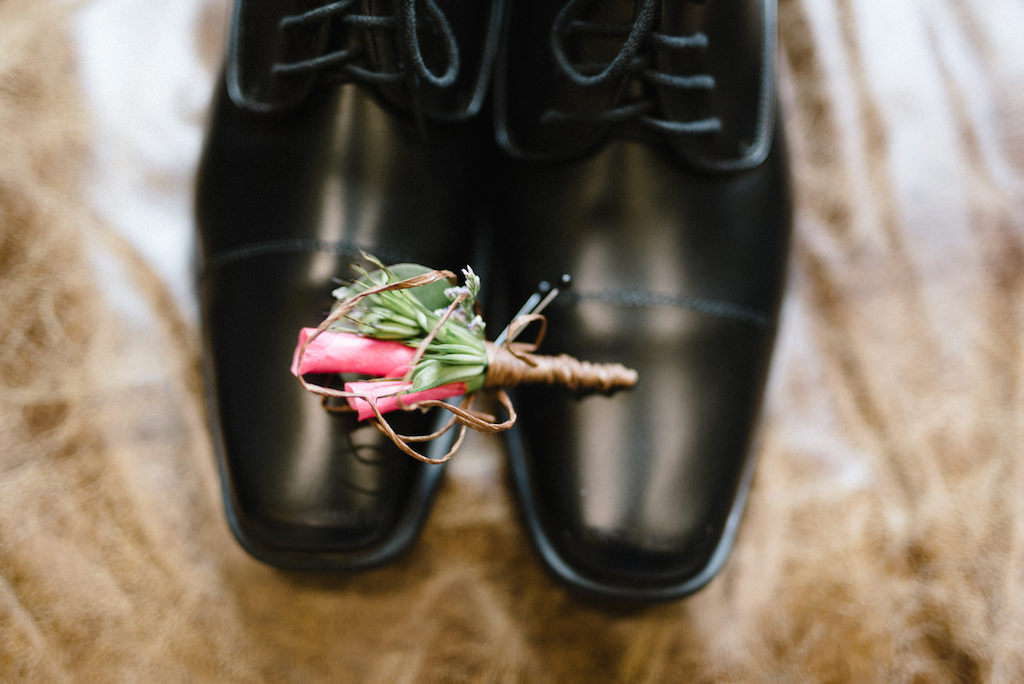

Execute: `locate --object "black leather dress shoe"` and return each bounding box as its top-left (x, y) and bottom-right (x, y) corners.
top-left (492, 0), bottom-right (791, 601)
top-left (196, 0), bottom-right (502, 570)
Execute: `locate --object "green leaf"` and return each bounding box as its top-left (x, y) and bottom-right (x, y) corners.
top-left (365, 322), bottom-right (421, 339)
top-left (425, 352), bottom-right (488, 366)
top-left (387, 263), bottom-right (451, 311)
top-left (442, 364), bottom-right (485, 385)
top-left (426, 343), bottom-right (481, 355)
top-left (367, 306), bottom-right (419, 331)
top-left (411, 360), bottom-right (441, 391)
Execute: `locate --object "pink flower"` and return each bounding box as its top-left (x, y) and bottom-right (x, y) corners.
top-left (344, 380), bottom-right (466, 421)
top-left (291, 328), bottom-right (465, 420)
top-left (291, 328), bottom-right (416, 377)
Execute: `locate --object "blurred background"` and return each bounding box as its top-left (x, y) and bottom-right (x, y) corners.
top-left (1, 0), bottom-right (1022, 680)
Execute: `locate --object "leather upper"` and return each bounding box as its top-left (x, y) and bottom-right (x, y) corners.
top-left (495, 122), bottom-right (791, 597)
top-left (495, 0), bottom-right (775, 170)
top-left (491, 0), bottom-right (790, 599)
top-left (197, 0), bottom-right (501, 564)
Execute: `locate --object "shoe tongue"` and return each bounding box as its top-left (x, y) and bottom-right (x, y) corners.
top-left (363, 0), bottom-right (496, 121)
top-left (226, 0), bottom-right (330, 114)
top-left (655, 0), bottom-right (776, 171)
top-left (499, 1), bottom-right (652, 158)
top-left (227, 0), bottom-right (495, 120)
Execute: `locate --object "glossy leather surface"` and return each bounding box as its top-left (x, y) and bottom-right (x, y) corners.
top-left (493, 0), bottom-right (791, 601)
top-left (196, 0), bottom-right (500, 569)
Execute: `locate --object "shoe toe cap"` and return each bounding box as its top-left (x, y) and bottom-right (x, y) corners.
top-left (509, 322), bottom-right (769, 600)
top-left (200, 254), bottom-right (445, 569)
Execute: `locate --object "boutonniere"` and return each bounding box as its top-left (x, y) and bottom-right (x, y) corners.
top-left (291, 256), bottom-right (637, 463)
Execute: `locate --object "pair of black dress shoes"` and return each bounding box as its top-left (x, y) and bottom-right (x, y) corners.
top-left (196, 0), bottom-right (791, 603)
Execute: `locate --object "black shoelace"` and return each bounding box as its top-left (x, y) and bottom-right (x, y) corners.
top-left (271, 0), bottom-right (460, 90)
top-left (543, 0), bottom-right (721, 136)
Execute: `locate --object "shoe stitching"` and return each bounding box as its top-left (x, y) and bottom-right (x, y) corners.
top-left (564, 288), bottom-right (771, 327)
top-left (200, 238), bottom-right (405, 274)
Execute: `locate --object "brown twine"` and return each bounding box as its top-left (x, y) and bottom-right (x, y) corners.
top-left (484, 343), bottom-right (638, 392)
top-left (483, 312), bottom-right (638, 392)
top-left (371, 390), bottom-right (517, 464)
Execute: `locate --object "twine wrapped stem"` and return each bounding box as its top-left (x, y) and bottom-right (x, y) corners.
top-left (484, 342), bottom-right (638, 392)
top-left (484, 312), bottom-right (638, 392)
